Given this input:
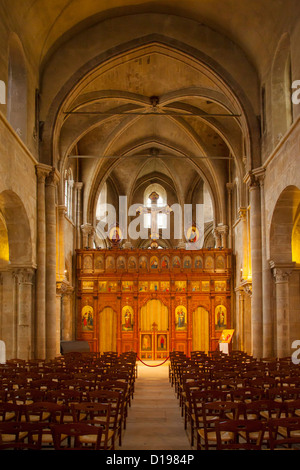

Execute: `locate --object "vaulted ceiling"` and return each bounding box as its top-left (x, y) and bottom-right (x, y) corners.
top-left (3, 0), bottom-right (297, 228)
top-left (3, 0), bottom-right (296, 72)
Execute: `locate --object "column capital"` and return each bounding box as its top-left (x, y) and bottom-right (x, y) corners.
top-left (74, 182), bottom-right (83, 191)
top-left (244, 171), bottom-right (260, 189)
top-left (56, 280), bottom-right (74, 296)
top-left (81, 223), bottom-right (95, 236)
top-left (252, 167), bottom-right (266, 184)
top-left (238, 207), bottom-right (247, 221)
top-left (58, 205), bottom-right (67, 216)
top-left (12, 266), bottom-right (36, 284)
top-left (226, 182), bottom-right (234, 193)
top-left (269, 261), bottom-right (295, 282)
top-left (45, 167), bottom-right (60, 187)
top-left (36, 163), bottom-right (52, 182)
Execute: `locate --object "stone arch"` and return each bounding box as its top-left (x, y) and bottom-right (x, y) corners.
top-left (0, 190), bottom-right (33, 266)
top-left (270, 185), bottom-right (300, 265)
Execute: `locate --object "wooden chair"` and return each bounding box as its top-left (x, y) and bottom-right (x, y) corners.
top-left (268, 417), bottom-right (300, 450)
top-left (0, 421), bottom-right (47, 450)
top-left (0, 403), bottom-right (23, 422)
top-left (229, 387), bottom-right (265, 403)
top-left (215, 419), bottom-right (266, 450)
top-left (87, 389), bottom-right (122, 448)
top-left (8, 388), bottom-right (46, 405)
top-left (71, 402), bottom-right (113, 449)
top-left (196, 401), bottom-right (240, 450)
top-left (46, 389), bottom-right (86, 423)
top-left (182, 381), bottom-right (203, 446)
top-left (21, 401), bottom-right (69, 448)
top-left (51, 422), bottom-right (103, 450)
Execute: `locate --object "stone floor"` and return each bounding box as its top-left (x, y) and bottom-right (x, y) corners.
top-left (119, 360), bottom-right (193, 451)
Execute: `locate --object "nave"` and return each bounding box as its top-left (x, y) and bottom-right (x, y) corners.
top-left (119, 360), bottom-right (191, 450)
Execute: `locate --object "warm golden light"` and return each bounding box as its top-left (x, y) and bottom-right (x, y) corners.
top-left (292, 214), bottom-right (300, 264)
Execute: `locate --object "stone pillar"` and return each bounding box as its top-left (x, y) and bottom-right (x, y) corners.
top-left (213, 225), bottom-right (228, 249)
top-left (255, 169), bottom-right (274, 357)
top-left (45, 168), bottom-right (60, 359)
top-left (57, 282), bottom-right (74, 342)
top-left (81, 223), bottom-right (95, 249)
top-left (226, 183), bottom-right (234, 249)
top-left (58, 205), bottom-right (67, 281)
top-left (213, 228), bottom-right (222, 248)
top-left (247, 172), bottom-right (263, 358)
top-left (270, 263), bottom-right (294, 358)
top-left (35, 164), bottom-right (51, 359)
top-left (13, 268), bottom-right (35, 360)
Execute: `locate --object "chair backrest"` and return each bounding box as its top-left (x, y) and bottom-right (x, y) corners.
top-left (268, 417), bottom-right (300, 450)
top-left (216, 419), bottom-right (265, 450)
top-left (51, 423), bottom-right (103, 450)
top-left (22, 401), bottom-right (68, 423)
top-left (0, 421), bottom-right (47, 450)
top-left (202, 401), bottom-right (240, 425)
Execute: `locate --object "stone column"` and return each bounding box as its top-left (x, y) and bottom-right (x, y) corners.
top-left (13, 268), bottom-right (35, 360)
top-left (270, 263), bottom-right (294, 358)
top-left (226, 183), bottom-right (234, 249)
top-left (213, 228), bottom-right (222, 248)
top-left (255, 169), bottom-right (274, 357)
top-left (213, 225), bottom-right (228, 249)
top-left (247, 172), bottom-right (263, 358)
top-left (81, 223), bottom-right (95, 249)
top-left (45, 168), bottom-right (60, 359)
top-left (35, 164), bottom-right (51, 359)
top-left (58, 205), bottom-right (67, 281)
top-left (57, 282), bottom-right (74, 342)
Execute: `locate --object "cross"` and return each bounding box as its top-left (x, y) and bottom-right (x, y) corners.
top-left (137, 191), bottom-right (172, 240)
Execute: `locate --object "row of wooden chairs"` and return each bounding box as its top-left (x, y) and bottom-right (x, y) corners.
top-left (0, 420), bottom-right (106, 450)
top-left (0, 351), bottom-right (137, 449)
top-left (170, 351), bottom-right (300, 450)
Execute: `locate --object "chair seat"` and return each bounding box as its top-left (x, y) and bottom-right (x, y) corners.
top-left (0, 412), bottom-right (16, 422)
top-left (278, 426), bottom-right (300, 438)
top-left (79, 428), bottom-right (114, 445)
top-left (27, 412), bottom-right (51, 422)
top-left (198, 429), bottom-right (234, 443)
top-left (1, 432), bottom-right (28, 442)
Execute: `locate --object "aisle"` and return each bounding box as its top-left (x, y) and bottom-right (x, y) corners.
top-left (119, 360), bottom-right (192, 451)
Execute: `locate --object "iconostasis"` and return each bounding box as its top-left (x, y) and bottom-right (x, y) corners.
top-left (76, 248), bottom-right (232, 358)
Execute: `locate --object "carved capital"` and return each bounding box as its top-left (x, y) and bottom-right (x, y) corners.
top-left (81, 223), bottom-right (95, 236)
top-left (45, 168), bottom-right (60, 187)
top-left (269, 261), bottom-right (295, 283)
top-left (238, 207), bottom-right (247, 221)
top-left (36, 164), bottom-right (52, 183)
top-left (12, 267), bottom-right (35, 284)
top-left (244, 171), bottom-right (260, 189)
top-left (56, 280), bottom-right (74, 296)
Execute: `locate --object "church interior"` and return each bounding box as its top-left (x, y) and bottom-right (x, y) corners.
top-left (0, 0), bottom-right (300, 451)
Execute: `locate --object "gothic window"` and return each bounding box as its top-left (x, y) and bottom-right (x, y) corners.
top-left (143, 183), bottom-right (168, 230)
top-left (64, 168), bottom-right (74, 219)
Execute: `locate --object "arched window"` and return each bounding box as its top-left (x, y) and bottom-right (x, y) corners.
top-left (96, 182), bottom-right (107, 222)
top-left (271, 33), bottom-right (293, 144)
top-left (7, 33), bottom-right (27, 142)
top-left (143, 183), bottom-right (168, 230)
top-left (64, 168), bottom-right (74, 219)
